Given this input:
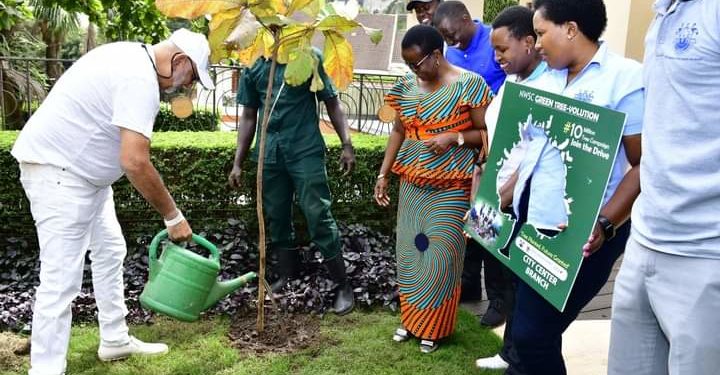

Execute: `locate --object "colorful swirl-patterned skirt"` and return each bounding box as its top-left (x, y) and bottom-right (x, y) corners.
top-left (395, 179), bottom-right (469, 340)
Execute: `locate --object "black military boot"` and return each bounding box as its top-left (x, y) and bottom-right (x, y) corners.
top-left (270, 247), bottom-right (300, 293)
top-left (325, 255), bottom-right (354, 315)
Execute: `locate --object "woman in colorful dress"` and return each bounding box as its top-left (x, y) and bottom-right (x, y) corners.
top-left (373, 24), bottom-right (493, 353)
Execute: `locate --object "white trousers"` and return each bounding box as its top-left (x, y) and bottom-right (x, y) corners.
top-left (20, 163), bottom-right (130, 375)
top-left (608, 235), bottom-right (720, 375)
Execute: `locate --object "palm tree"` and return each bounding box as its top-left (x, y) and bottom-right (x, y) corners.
top-left (29, 0), bottom-right (80, 82)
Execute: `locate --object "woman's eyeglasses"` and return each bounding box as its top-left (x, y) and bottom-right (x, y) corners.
top-left (406, 52), bottom-right (432, 71)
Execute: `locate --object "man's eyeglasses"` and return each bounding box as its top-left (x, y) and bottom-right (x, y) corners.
top-left (187, 57), bottom-right (199, 84)
top-left (406, 52), bottom-right (432, 71)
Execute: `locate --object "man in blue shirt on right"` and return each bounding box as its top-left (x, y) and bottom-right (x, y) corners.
top-left (432, 0), bottom-right (509, 329)
top-left (608, 1), bottom-right (720, 374)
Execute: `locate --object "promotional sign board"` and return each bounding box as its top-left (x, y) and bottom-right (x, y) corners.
top-left (466, 82), bottom-right (626, 311)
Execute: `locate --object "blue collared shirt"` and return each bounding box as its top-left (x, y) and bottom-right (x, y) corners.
top-left (445, 20), bottom-right (507, 94)
top-left (514, 43), bottom-right (644, 229)
top-left (632, 0), bottom-right (720, 259)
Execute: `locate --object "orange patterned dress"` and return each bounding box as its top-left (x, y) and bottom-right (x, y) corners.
top-left (385, 71), bottom-right (493, 340)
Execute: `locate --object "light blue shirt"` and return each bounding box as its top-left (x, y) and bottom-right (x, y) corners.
top-left (631, 0), bottom-right (720, 259)
top-left (514, 43), bottom-right (644, 229)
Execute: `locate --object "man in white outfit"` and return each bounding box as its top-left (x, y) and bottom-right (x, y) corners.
top-left (11, 28), bottom-right (215, 375)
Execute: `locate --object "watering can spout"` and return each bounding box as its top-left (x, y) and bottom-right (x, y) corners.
top-left (203, 271), bottom-right (257, 310)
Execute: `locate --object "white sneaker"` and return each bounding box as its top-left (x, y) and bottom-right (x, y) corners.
top-left (475, 354), bottom-right (509, 370)
top-left (97, 336), bottom-right (169, 362)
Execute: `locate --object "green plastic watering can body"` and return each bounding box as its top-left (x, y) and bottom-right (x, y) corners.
top-left (139, 229), bottom-right (256, 321)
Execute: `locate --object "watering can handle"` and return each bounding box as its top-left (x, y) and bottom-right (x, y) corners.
top-left (148, 229), bottom-right (220, 271)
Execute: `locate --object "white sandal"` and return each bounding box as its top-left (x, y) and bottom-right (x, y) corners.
top-left (419, 339), bottom-right (438, 353)
top-left (392, 328), bottom-right (410, 342)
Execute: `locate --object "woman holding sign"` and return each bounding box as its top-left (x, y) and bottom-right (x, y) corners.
top-left (503, 0), bottom-right (645, 373)
top-left (373, 24), bottom-right (492, 353)
top-left (474, 5), bottom-right (553, 372)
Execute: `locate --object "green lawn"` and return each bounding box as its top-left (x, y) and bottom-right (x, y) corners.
top-left (1, 309), bottom-right (503, 375)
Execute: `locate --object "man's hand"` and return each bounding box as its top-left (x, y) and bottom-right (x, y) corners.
top-left (423, 133), bottom-right (457, 155)
top-left (339, 144), bottom-right (356, 176)
top-left (228, 165), bottom-right (243, 189)
top-left (582, 222), bottom-right (606, 258)
top-left (167, 219), bottom-right (192, 242)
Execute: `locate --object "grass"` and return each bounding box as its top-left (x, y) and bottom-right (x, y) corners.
top-left (0, 309), bottom-right (503, 375)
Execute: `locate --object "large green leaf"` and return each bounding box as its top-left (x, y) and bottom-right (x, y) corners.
top-left (208, 8), bottom-right (242, 63)
top-left (309, 53), bottom-right (325, 92)
top-left (276, 24), bottom-right (311, 64)
top-left (322, 30), bottom-right (353, 90)
top-left (237, 27), bottom-right (272, 66)
top-left (286, 0), bottom-right (317, 16)
top-left (155, 0), bottom-right (244, 19)
top-left (363, 26), bottom-right (383, 45)
top-left (315, 14), bottom-right (360, 33)
top-left (249, 0), bottom-right (286, 18)
top-left (284, 47), bottom-right (314, 86)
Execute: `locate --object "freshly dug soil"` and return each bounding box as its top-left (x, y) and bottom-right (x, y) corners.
top-left (0, 332), bottom-right (30, 371)
top-left (227, 306), bottom-right (328, 355)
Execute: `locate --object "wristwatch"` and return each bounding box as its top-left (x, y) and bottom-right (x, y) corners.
top-left (457, 132), bottom-right (465, 146)
top-left (597, 215), bottom-right (616, 241)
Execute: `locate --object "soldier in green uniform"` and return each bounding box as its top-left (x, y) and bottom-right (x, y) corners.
top-left (228, 53), bottom-right (355, 315)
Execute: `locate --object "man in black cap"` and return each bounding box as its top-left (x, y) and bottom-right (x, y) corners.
top-left (406, 0), bottom-right (444, 25)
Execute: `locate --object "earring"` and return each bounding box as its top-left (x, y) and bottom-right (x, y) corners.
top-left (527, 48), bottom-right (531, 55)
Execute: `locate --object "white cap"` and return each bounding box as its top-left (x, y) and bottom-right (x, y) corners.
top-left (169, 28), bottom-right (215, 89)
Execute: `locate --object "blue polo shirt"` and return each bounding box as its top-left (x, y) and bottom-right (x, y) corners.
top-left (631, 0), bottom-right (720, 259)
top-left (514, 43), bottom-right (644, 229)
top-left (445, 20), bottom-right (506, 94)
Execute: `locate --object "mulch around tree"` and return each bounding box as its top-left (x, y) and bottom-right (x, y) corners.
top-left (227, 304), bottom-right (331, 355)
top-left (0, 332), bottom-right (30, 371)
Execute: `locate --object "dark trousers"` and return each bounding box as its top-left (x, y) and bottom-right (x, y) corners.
top-left (262, 152), bottom-right (341, 259)
top-left (463, 240), bottom-right (513, 302)
top-left (509, 222), bottom-right (630, 375)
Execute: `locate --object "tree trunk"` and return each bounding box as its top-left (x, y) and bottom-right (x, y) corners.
top-left (42, 25), bottom-right (64, 84)
top-left (85, 23), bottom-right (97, 54)
top-left (256, 31), bottom-right (281, 332)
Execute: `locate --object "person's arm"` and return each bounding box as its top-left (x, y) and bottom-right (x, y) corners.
top-left (424, 105), bottom-right (489, 153)
top-left (324, 96), bottom-right (355, 175)
top-left (374, 117), bottom-right (405, 206)
top-left (582, 85), bottom-right (644, 257)
top-left (119, 128), bottom-right (191, 242)
top-left (582, 134), bottom-right (641, 257)
top-left (499, 170), bottom-right (519, 209)
top-left (228, 106), bottom-right (258, 189)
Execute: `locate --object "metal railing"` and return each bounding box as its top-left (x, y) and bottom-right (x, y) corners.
top-left (1, 56), bottom-right (402, 134)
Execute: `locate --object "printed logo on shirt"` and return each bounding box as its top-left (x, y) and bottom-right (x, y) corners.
top-left (573, 90), bottom-right (595, 103)
top-left (674, 22), bottom-right (698, 53)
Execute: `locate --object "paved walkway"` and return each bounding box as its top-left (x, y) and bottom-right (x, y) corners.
top-left (461, 256), bottom-right (623, 374)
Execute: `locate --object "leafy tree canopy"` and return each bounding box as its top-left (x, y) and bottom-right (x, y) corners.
top-left (42, 0), bottom-right (169, 43)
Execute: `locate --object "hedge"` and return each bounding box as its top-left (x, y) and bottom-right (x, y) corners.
top-left (0, 131), bottom-right (399, 249)
top-left (149, 106), bottom-right (219, 132)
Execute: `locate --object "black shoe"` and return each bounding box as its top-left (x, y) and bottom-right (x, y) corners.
top-left (460, 283), bottom-right (483, 302)
top-left (325, 255), bottom-right (355, 315)
top-left (270, 247), bottom-right (300, 293)
top-left (480, 299), bottom-right (506, 328)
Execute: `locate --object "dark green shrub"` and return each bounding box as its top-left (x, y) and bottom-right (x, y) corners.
top-left (0, 131), bottom-right (398, 247)
top-left (153, 106), bottom-right (219, 132)
top-left (484, 0), bottom-right (520, 23)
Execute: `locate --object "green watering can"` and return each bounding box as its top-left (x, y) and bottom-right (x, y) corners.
top-left (139, 229), bottom-right (256, 322)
